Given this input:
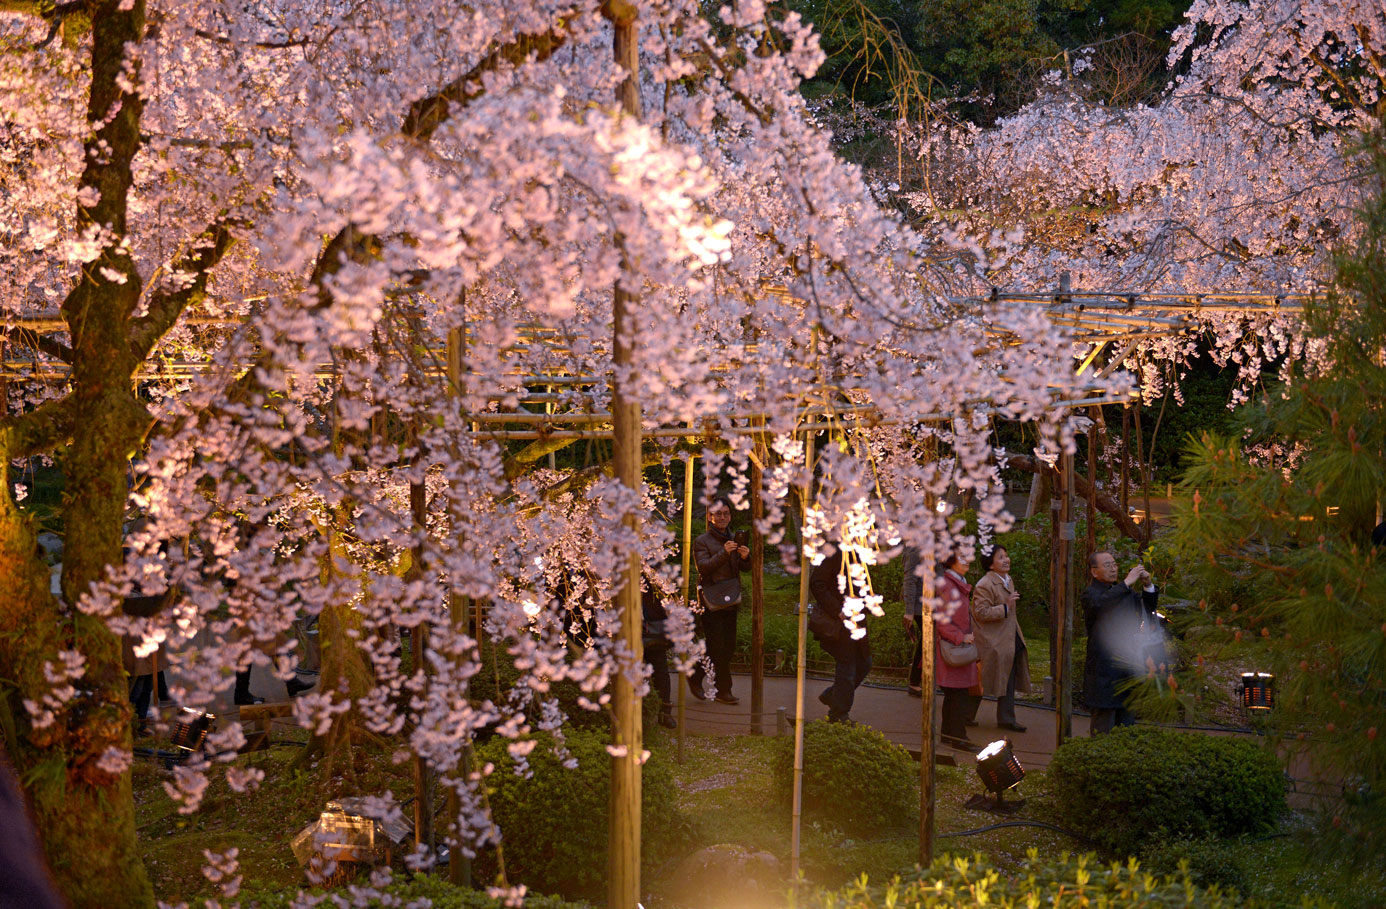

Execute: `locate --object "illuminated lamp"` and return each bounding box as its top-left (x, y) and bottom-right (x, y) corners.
top-left (170, 707), bottom-right (216, 753)
top-left (1240, 672), bottom-right (1274, 712)
top-left (964, 738), bottom-right (1026, 814)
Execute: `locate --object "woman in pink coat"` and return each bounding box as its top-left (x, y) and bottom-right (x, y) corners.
top-left (934, 551), bottom-right (981, 752)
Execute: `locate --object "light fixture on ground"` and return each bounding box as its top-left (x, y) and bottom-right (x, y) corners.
top-left (170, 708), bottom-right (216, 753)
top-left (1240, 672), bottom-right (1274, 712)
top-left (964, 738), bottom-right (1026, 814)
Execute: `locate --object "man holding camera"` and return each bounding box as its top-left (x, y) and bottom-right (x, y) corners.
top-left (690, 498), bottom-right (750, 704)
top-left (1081, 550), bottom-right (1160, 735)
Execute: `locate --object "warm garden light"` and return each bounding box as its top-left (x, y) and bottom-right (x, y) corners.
top-left (965, 739), bottom-right (1027, 814)
top-left (1240, 672), bottom-right (1274, 711)
top-left (170, 708), bottom-right (215, 753)
top-left (976, 739), bottom-right (1026, 792)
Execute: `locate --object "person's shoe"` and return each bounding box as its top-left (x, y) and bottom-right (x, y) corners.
top-left (965, 718), bottom-right (979, 727)
top-left (907, 686), bottom-right (923, 698)
top-left (714, 693), bottom-right (740, 705)
top-left (658, 711), bottom-right (677, 729)
top-left (818, 689), bottom-right (832, 707)
top-left (286, 676), bottom-right (316, 698)
top-left (1000, 722), bottom-right (1028, 733)
top-left (688, 681), bottom-right (708, 701)
top-left (942, 735), bottom-right (981, 753)
top-left (234, 692), bottom-right (265, 706)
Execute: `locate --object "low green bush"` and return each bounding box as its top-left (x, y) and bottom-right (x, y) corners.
top-left (771, 719), bottom-right (916, 834)
top-left (1047, 726), bottom-right (1285, 859)
top-left (229, 873), bottom-right (589, 907)
top-left (1140, 834), bottom-right (1252, 895)
top-left (475, 726), bottom-right (686, 899)
top-left (814, 850), bottom-right (1268, 907)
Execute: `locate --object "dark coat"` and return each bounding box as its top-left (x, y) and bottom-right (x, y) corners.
top-left (694, 526), bottom-right (745, 608)
top-left (809, 549), bottom-right (869, 657)
top-left (1081, 579), bottom-right (1159, 709)
top-left (901, 546), bottom-right (923, 620)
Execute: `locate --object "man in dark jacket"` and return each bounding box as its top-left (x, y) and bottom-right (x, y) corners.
top-left (690, 498), bottom-right (749, 704)
top-left (809, 546), bottom-right (872, 724)
top-left (1081, 550), bottom-right (1159, 735)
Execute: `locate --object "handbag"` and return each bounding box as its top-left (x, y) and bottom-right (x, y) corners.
top-left (702, 577), bottom-right (742, 611)
top-left (807, 604), bottom-right (844, 644)
top-left (939, 639), bottom-right (979, 667)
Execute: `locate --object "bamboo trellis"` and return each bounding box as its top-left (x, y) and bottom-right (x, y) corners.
top-left (0, 283), bottom-right (1321, 900)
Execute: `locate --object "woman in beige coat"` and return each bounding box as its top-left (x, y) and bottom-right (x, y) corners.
top-left (968, 545), bottom-right (1031, 731)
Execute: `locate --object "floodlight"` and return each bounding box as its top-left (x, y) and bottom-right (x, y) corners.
top-left (964, 738), bottom-right (1026, 814)
top-left (170, 707), bottom-right (215, 753)
top-left (1240, 672), bottom-right (1274, 712)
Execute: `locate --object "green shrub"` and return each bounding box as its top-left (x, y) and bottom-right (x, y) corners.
top-left (1140, 835), bottom-right (1251, 895)
top-left (771, 719), bottom-right (916, 834)
top-left (475, 726), bottom-right (685, 899)
top-left (814, 850), bottom-right (1260, 907)
top-left (1047, 727), bottom-right (1285, 858)
top-left (229, 873), bottom-right (589, 907)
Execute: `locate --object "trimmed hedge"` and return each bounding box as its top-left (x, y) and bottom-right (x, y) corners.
top-left (1047, 726), bottom-right (1285, 858)
top-left (475, 726), bottom-right (685, 899)
top-left (815, 850), bottom-right (1253, 907)
top-left (772, 719), bottom-right (916, 834)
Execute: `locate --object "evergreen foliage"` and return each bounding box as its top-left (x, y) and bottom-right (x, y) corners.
top-left (474, 727), bottom-right (685, 898)
top-left (1047, 727), bottom-right (1286, 858)
top-left (814, 849), bottom-right (1285, 907)
top-left (771, 718), bottom-right (917, 833)
top-left (1163, 132), bottom-right (1386, 860)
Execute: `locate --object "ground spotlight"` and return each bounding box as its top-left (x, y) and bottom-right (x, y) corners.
top-left (1240, 672), bottom-right (1274, 712)
top-left (170, 708), bottom-right (216, 753)
top-left (964, 738), bottom-right (1026, 814)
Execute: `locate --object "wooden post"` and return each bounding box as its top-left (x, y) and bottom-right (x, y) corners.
top-left (445, 326), bottom-right (472, 888)
top-left (677, 453), bottom-right (694, 764)
top-left (1055, 451), bottom-right (1074, 747)
top-left (789, 433), bottom-right (815, 893)
top-left (607, 5), bottom-right (644, 906)
top-left (918, 483), bottom-right (938, 868)
top-left (750, 440), bottom-right (766, 735)
top-left (1133, 396), bottom-right (1151, 549)
top-left (410, 479), bottom-right (435, 852)
top-left (1120, 406), bottom-right (1130, 516)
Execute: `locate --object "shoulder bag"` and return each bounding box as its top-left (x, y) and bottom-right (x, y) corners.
top-left (939, 639), bottom-right (979, 667)
top-left (701, 576), bottom-right (742, 611)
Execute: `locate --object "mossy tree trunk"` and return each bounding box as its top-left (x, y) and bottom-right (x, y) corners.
top-left (0, 1), bottom-right (230, 905)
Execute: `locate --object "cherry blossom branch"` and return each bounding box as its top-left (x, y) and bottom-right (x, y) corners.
top-left (2, 394), bottom-right (79, 458)
top-left (402, 15), bottom-right (577, 141)
top-left (129, 219), bottom-right (239, 360)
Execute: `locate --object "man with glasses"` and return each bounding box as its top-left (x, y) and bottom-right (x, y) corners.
top-left (1081, 550), bottom-right (1159, 735)
top-left (690, 498), bottom-right (749, 704)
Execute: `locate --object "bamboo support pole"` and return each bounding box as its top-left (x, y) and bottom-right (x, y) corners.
top-left (677, 453), bottom-right (694, 764)
top-left (918, 457), bottom-right (938, 867)
top-left (750, 441), bottom-right (765, 736)
top-left (1055, 451), bottom-right (1074, 747)
top-left (789, 432), bottom-right (815, 896)
top-left (607, 4), bottom-right (643, 905)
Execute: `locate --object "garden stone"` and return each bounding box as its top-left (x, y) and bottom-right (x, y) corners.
top-left (667, 844), bottom-right (782, 907)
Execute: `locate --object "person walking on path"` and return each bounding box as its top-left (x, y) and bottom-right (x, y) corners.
top-left (690, 497), bottom-right (749, 704)
top-left (642, 584), bottom-right (677, 728)
top-left (1081, 550), bottom-right (1159, 735)
top-left (967, 545), bottom-right (1031, 731)
top-left (809, 546), bottom-right (873, 724)
top-left (901, 545), bottom-right (925, 697)
top-left (935, 551), bottom-right (981, 751)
